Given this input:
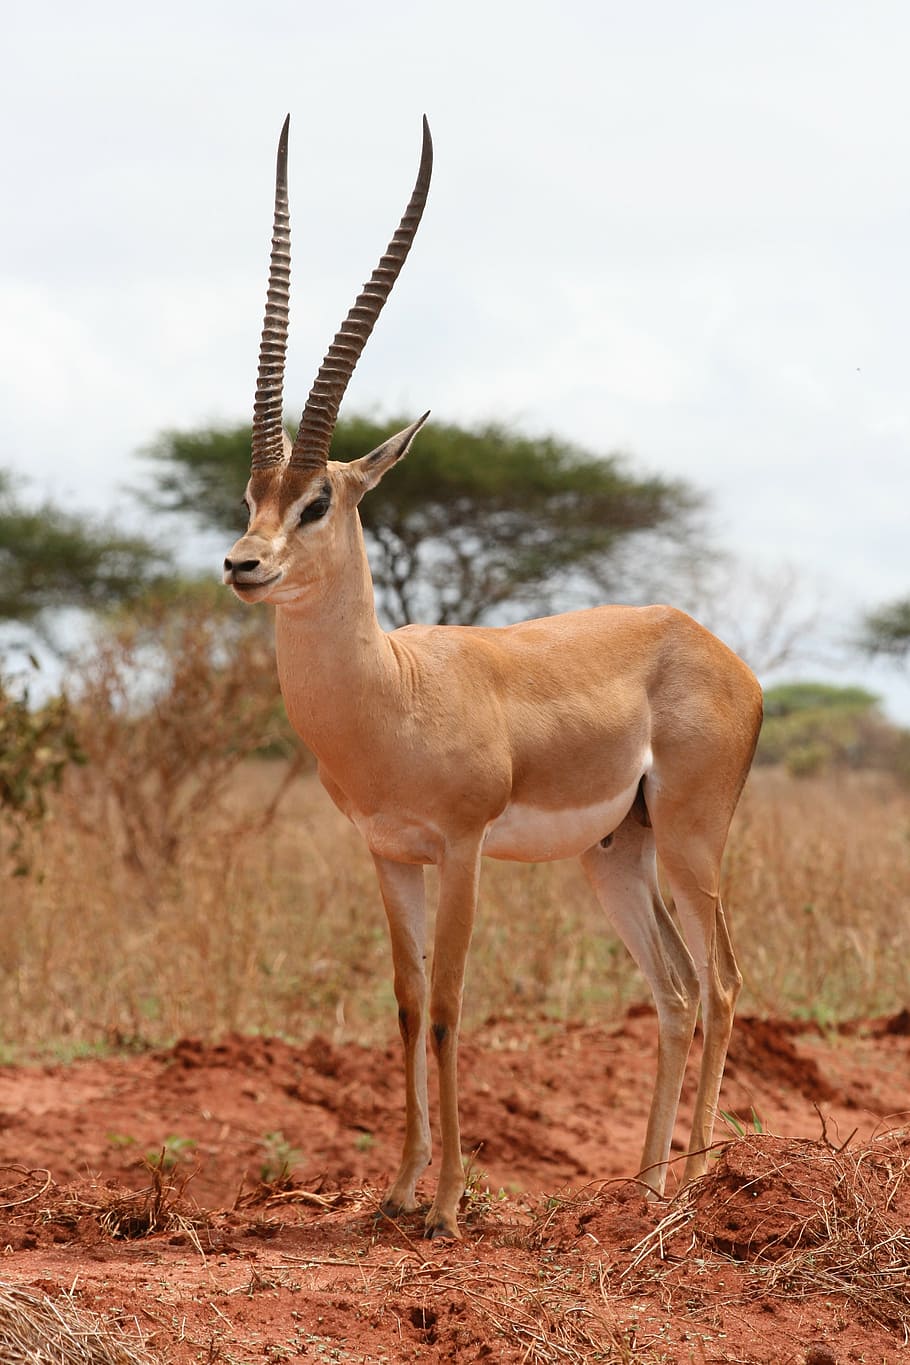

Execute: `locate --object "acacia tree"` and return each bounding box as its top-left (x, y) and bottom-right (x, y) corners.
top-left (859, 596), bottom-right (910, 664)
top-left (0, 471), bottom-right (170, 636)
top-left (140, 416), bottom-right (700, 627)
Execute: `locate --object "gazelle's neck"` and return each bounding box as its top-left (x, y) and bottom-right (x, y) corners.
top-left (273, 516), bottom-right (394, 758)
top-left (227, 116), bottom-right (433, 787)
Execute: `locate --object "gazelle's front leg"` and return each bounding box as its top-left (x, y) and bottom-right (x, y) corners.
top-left (372, 855), bottom-right (431, 1215)
top-left (426, 839), bottom-right (483, 1239)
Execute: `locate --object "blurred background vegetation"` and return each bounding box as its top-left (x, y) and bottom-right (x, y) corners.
top-left (1, 416), bottom-right (908, 1055)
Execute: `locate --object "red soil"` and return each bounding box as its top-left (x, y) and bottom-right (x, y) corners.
top-left (0, 1009), bottom-right (908, 1363)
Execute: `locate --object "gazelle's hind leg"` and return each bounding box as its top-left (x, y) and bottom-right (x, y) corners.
top-left (656, 848), bottom-right (742, 1185)
top-left (646, 778), bottom-right (744, 1187)
top-left (580, 813), bottom-right (699, 1195)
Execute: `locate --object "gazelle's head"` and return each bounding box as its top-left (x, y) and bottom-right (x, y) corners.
top-left (223, 116), bottom-right (432, 605)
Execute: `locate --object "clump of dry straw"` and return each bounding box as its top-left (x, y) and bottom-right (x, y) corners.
top-left (0, 1280), bottom-right (156, 1365)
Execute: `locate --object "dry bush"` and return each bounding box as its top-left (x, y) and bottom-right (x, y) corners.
top-left (757, 681), bottom-right (910, 783)
top-left (1, 588), bottom-right (310, 1052)
top-left (64, 584), bottom-right (304, 887)
top-left (0, 679), bottom-right (83, 875)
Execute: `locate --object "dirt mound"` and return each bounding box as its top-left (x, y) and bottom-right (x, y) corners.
top-left (527, 1129), bottom-right (910, 1358)
top-left (699, 1129), bottom-right (910, 1267)
top-left (881, 1007), bottom-right (910, 1036)
top-left (725, 1015), bottom-right (836, 1102)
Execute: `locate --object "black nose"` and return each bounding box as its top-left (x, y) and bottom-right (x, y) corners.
top-left (224, 556), bottom-right (261, 573)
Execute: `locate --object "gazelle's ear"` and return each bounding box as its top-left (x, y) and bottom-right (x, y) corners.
top-left (348, 413), bottom-right (430, 497)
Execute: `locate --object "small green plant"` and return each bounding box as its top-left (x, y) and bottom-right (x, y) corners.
top-left (718, 1108), bottom-right (764, 1138)
top-left (354, 1131), bottom-right (376, 1153)
top-left (460, 1150), bottom-right (508, 1222)
top-left (106, 1132), bottom-right (137, 1150)
top-left (145, 1134), bottom-right (196, 1172)
top-left (259, 1131), bottom-right (303, 1185)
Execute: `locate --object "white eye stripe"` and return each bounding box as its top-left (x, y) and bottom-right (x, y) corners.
top-left (288, 483), bottom-right (332, 529)
top-left (284, 498), bottom-right (310, 528)
top-left (241, 484), bottom-right (330, 530)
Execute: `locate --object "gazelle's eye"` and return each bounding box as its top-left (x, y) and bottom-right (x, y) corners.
top-left (299, 493), bottom-right (331, 526)
top-left (241, 497), bottom-right (250, 515)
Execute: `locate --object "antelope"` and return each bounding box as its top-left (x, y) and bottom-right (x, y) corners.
top-left (223, 116), bottom-right (763, 1239)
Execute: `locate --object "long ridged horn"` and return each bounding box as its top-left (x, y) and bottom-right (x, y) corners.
top-left (250, 114), bottom-right (291, 471)
top-left (288, 116), bottom-right (433, 473)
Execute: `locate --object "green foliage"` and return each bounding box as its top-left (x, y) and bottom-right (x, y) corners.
top-left (0, 675), bottom-right (84, 872)
top-left (0, 470), bottom-right (170, 629)
top-left (859, 596), bottom-right (910, 663)
top-left (762, 682), bottom-right (880, 718)
top-left (757, 681), bottom-right (910, 780)
top-left (460, 1152), bottom-right (509, 1223)
top-left (140, 426), bottom-right (253, 537)
top-left (140, 415), bottom-right (700, 626)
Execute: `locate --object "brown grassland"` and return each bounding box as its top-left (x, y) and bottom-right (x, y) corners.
top-left (4, 758), bottom-right (910, 1055)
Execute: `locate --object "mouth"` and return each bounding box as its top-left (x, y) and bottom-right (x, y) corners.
top-left (226, 572), bottom-right (282, 600)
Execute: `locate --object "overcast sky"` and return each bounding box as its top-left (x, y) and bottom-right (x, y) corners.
top-left (2, 1), bottom-right (908, 715)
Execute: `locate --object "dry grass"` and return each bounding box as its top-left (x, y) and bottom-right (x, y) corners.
top-left (377, 1256), bottom-right (655, 1364)
top-left (0, 1280), bottom-right (156, 1365)
top-left (724, 768), bottom-right (910, 1022)
top-left (2, 757), bottom-right (909, 1057)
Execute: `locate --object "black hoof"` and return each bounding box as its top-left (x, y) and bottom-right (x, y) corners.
top-left (378, 1199), bottom-right (405, 1219)
top-left (424, 1220), bottom-right (459, 1241)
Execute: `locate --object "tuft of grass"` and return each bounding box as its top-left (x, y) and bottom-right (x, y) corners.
top-left (718, 1107), bottom-right (764, 1138)
top-left (0, 1279), bottom-right (156, 1363)
top-left (460, 1151), bottom-right (509, 1224)
top-left (106, 1133), bottom-right (137, 1151)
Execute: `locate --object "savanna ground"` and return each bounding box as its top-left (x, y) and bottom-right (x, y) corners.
top-left (1, 761), bottom-right (910, 1363)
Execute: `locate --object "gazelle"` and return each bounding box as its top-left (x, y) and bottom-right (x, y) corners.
top-left (223, 116), bottom-right (763, 1239)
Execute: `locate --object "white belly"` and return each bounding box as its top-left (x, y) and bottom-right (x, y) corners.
top-left (483, 777), bottom-right (642, 862)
